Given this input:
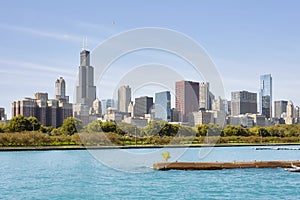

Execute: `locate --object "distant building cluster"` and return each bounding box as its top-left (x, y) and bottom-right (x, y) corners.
top-left (3, 46), bottom-right (300, 129)
top-left (11, 77), bottom-right (72, 128)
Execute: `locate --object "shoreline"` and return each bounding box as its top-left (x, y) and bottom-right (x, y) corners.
top-left (1, 142), bottom-right (300, 151)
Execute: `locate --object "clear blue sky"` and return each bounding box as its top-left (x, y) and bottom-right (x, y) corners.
top-left (1, 0), bottom-right (300, 118)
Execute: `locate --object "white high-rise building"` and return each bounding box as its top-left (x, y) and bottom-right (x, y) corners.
top-left (285, 101), bottom-right (294, 124)
top-left (91, 98), bottom-right (102, 116)
top-left (55, 77), bottom-right (69, 103)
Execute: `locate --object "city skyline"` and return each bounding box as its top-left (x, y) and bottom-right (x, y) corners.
top-left (1, 1), bottom-right (300, 118)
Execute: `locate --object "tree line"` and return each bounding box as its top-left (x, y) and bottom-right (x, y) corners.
top-left (1, 116), bottom-right (300, 147)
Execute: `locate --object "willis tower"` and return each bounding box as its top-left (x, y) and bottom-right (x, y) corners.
top-left (76, 41), bottom-right (96, 108)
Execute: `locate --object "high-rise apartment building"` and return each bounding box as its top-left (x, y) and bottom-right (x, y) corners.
top-left (259, 74), bottom-right (272, 118)
top-left (133, 96), bottom-right (153, 118)
top-left (154, 91), bottom-right (171, 121)
top-left (231, 91), bottom-right (257, 116)
top-left (175, 80), bottom-right (199, 122)
top-left (118, 85), bottom-right (131, 113)
top-left (274, 100), bottom-right (288, 119)
top-left (76, 47), bottom-right (96, 108)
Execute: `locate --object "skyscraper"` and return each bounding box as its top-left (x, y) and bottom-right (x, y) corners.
top-left (199, 82), bottom-right (209, 110)
top-left (231, 91), bottom-right (257, 116)
top-left (76, 47), bottom-right (96, 108)
top-left (133, 96), bottom-right (153, 118)
top-left (285, 101), bottom-right (294, 124)
top-left (274, 100), bottom-right (288, 119)
top-left (155, 91), bottom-right (171, 121)
top-left (175, 80), bottom-right (199, 122)
top-left (259, 74), bottom-right (272, 118)
top-left (118, 85), bottom-right (131, 113)
top-left (55, 77), bottom-right (69, 102)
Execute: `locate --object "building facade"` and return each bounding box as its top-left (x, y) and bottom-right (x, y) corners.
top-left (0, 107), bottom-right (6, 121)
top-left (133, 96), bottom-right (153, 118)
top-left (259, 74), bottom-right (272, 118)
top-left (285, 101), bottom-right (294, 124)
top-left (199, 82), bottom-right (209, 110)
top-left (118, 85), bottom-right (131, 113)
top-left (274, 100), bottom-right (288, 119)
top-left (90, 98), bottom-right (102, 117)
top-left (198, 82), bottom-right (215, 110)
top-left (175, 80), bottom-right (199, 122)
top-left (231, 91), bottom-right (257, 116)
top-left (154, 91), bottom-right (171, 121)
top-left (193, 110), bottom-right (214, 125)
top-left (101, 99), bottom-right (116, 115)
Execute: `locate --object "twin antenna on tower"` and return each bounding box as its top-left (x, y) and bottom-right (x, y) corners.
top-left (82, 36), bottom-right (88, 50)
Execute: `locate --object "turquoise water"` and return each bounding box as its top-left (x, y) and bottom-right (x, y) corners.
top-left (1, 146), bottom-right (300, 199)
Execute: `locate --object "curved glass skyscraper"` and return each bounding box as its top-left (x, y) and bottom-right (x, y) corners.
top-left (259, 74), bottom-right (272, 119)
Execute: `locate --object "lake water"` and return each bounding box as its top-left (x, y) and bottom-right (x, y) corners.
top-left (1, 146), bottom-right (300, 199)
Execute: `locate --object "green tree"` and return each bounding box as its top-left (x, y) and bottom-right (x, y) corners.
top-left (27, 116), bottom-right (41, 131)
top-left (100, 121), bottom-right (118, 133)
top-left (159, 123), bottom-right (179, 137)
top-left (60, 117), bottom-right (82, 135)
top-left (39, 125), bottom-right (54, 134)
top-left (51, 128), bottom-right (61, 135)
top-left (117, 122), bottom-right (138, 135)
top-left (178, 125), bottom-right (196, 137)
top-left (248, 126), bottom-right (260, 136)
top-left (222, 125), bottom-right (249, 137)
top-left (87, 120), bottom-right (103, 132)
top-left (258, 127), bottom-right (270, 137)
top-left (196, 124), bottom-right (208, 137)
top-left (0, 123), bottom-right (7, 133)
top-left (143, 121), bottom-right (165, 136)
top-left (8, 115), bottom-right (30, 132)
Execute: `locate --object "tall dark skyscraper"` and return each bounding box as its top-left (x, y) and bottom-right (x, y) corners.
top-left (231, 91), bottom-right (257, 116)
top-left (175, 80), bottom-right (199, 122)
top-left (259, 74), bottom-right (272, 118)
top-left (76, 46), bottom-right (96, 107)
top-left (133, 96), bottom-right (153, 118)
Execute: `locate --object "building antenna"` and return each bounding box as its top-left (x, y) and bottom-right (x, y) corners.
top-left (85, 36), bottom-right (88, 50)
top-left (82, 37), bottom-right (85, 50)
top-left (82, 36), bottom-right (88, 50)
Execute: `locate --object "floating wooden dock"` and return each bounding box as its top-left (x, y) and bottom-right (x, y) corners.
top-left (153, 161), bottom-right (300, 170)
